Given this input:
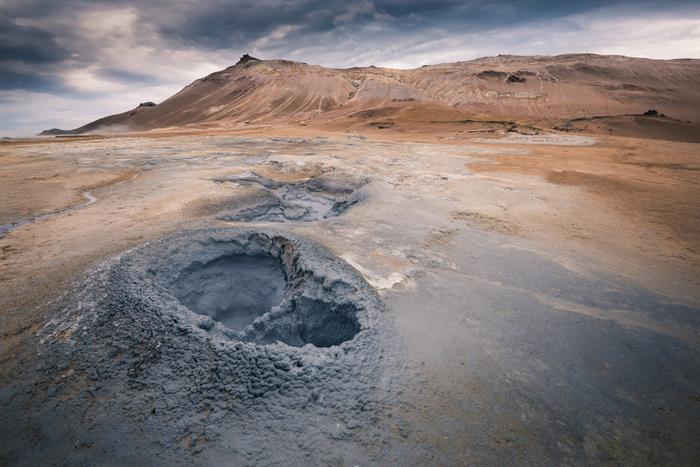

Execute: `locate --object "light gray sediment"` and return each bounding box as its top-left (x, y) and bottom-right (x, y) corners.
top-left (213, 172), bottom-right (368, 222)
top-left (1, 228), bottom-right (398, 465)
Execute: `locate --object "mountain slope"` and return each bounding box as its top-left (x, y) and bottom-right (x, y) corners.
top-left (40, 102), bottom-right (157, 135)
top-left (42, 54), bottom-right (700, 136)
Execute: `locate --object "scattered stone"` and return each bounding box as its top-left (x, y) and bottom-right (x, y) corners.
top-left (236, 54), bottom-right (261, 66)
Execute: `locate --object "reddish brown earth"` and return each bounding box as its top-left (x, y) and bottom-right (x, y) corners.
top-left (43, 54), bottom-right (700, 141)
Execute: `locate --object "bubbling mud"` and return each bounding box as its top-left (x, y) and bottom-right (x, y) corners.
top-left (172, 254), bottom-right (286, 331)
top-left (119, 228), bottom-right (373, 349)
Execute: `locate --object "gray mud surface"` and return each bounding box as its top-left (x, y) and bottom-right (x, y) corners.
top-left (2, 134), bottom-right (699, 465)
top-left (2, 228), bottom-right (398, 465)
top-left (213, 172), bottom-right (368, 222)
top-left (173, 254), bottom-right (287, 332)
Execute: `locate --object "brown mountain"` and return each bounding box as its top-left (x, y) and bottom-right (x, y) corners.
top-left (40, 102), bottom-right (157, 135)
top-left (41, 54), bottom-right (700, 140)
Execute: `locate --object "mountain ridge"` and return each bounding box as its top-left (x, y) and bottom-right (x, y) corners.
top-left (40, 53), bottom-right (700, 138)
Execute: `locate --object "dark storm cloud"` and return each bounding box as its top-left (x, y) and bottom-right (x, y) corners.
top-left (155, 0), bottom-right (577, 48)
top-left (153, 0), bottom-right (700, 49)
top-left (157, 1), bottom-right (331, 47)
top-left (0, 14), bottom-right (66, 63)
top-left (0, 13), bottom-right (66, 91)
top-left (1, 0), bottom-right (697, 76)
top-left (0, 69), bottom-right (54, 91)
top-left (0, 0), bottom-right (671, 60)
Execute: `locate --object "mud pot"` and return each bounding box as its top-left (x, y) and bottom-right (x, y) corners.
top-left (212, 172), bottom-right (368, 222)
top-left (155, 229), bottom-right (363, 347)
top-left (9, 228), bottom-right (395, 465)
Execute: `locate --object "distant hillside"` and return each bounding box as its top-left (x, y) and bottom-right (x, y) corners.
top-left (40, 102), bottom-right (157, 135)
top-left (41, 54), bottom-right (700, 139)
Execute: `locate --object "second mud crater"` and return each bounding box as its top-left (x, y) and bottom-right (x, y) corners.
top-left (213, 172), bottom-right (368, 222)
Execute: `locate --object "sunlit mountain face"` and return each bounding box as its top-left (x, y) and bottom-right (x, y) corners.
top-left (1, 0), bottom-right (698, 136)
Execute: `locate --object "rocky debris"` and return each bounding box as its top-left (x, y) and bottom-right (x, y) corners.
top-left (507, 73), bottom-right (526, 83)
top-left (477, 70), bottom-right (526, 83)
top-left (236, 53), bottom-right (261, 66)
top-left (643, 109), bottom-right (666, 117)
top-left (477, 70), bottom-right (508, 80)
top-left (139, 101), bottom-right (157, 107)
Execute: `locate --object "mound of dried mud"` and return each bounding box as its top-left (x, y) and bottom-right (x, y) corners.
top-left (5, 228), bottom-right (395, 464)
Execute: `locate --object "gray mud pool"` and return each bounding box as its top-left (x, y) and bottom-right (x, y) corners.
top-left (3, 228), bottom-right (399, 465)
top-left (213, 172), bottom-right (368, 222)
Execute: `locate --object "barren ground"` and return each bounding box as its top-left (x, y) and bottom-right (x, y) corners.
top-left (1, 126), bottom-right (699, 465)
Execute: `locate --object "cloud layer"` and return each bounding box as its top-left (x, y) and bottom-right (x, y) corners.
top-left (1, 0), bottom-right (698, 135)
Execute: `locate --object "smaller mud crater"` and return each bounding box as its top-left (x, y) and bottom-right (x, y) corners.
top-left (213, 172), bottom-right (368, 222)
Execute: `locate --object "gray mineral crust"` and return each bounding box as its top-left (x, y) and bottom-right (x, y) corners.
top-left (12, 228), bottom-right (398, 465)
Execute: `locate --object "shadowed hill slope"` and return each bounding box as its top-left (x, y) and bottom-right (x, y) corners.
top-left (40, 102), bottom-right (157, 136)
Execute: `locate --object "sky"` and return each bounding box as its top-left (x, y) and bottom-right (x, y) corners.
top-left (1, 0), bottom-right (698, 136)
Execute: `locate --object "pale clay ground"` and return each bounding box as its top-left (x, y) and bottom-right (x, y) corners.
top-left (1, 130), bottom-right (699, 464)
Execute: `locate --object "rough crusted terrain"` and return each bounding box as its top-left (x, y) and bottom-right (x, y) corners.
top-left (5, 228), bottom-right (394, 465)
top-left (1, 126), bottom-right (699, 464)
